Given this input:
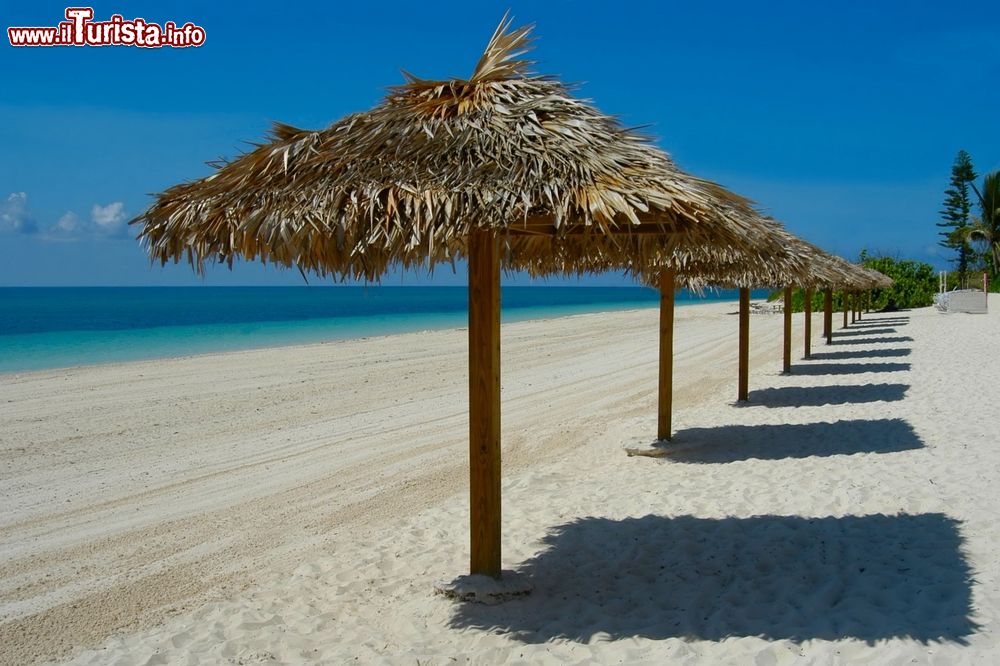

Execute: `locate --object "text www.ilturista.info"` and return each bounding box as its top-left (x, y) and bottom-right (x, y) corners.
top-left (8, 7), bottom-right (205, 48)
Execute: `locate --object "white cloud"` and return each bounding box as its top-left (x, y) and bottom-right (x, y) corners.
top-left (0, 192), bottom-right (38, 234)
top-left (90, 202), bottom-right (127, 236)
top-left (56, 211), bottom-right (79, 232)
top-left (0, 195), bottom-right (135, 241)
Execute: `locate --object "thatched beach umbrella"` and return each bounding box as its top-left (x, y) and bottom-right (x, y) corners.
top-left (662, 219), bottom-right (822, 410)
top-left (539, 212), bottom-right (820, 442)
top-left (616, 216), bottom-right (827, 447)
top-left (738, 245), bottom-right (889, 372)
top-left (826, 262), bottom-right (892, 326)
top-left (670, 245), bottom-right (887, 427)
top-left (810, 256), bottom-right (862, 344)
top-left (777, 245), bottom-right (860, 363)
top-left (813, 258), bottom-right (891, 329)
top-left (133, 17), bottom-right (770, 584)
top-left (640, 225), bottom-right (891, 443)
top-left (626, 233), bottom-right (889, 452)
top-left (798, 258), bottom-right (892, 335)
top-left (856, 266), bottom-right (893, 320)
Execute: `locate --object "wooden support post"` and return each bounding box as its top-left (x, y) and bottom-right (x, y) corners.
top-left (803, 288), bottom-right (813, 358)
top-left (824, 289), bottom-right (833, 345)
top-left (657, 268), bottom-right (675, 441)
top-left (738, 288), bottom-right (750, 402)
top-left (842, 291), bottom-right (849, 328)
top-left (467, 230), bottom-right (501, 579)
top-left (851, 293), bottom-right (857, 323)
top-left (782, 286), bottom-right (792, 374)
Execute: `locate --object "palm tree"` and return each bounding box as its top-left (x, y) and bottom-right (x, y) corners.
top-left (967, 171), bottom-right (1000, 278)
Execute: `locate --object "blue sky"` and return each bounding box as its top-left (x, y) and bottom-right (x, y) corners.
top-left (2, 0), bottom-right (998, 286)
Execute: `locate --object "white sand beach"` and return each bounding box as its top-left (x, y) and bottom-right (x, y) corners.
top-left (2, 301), bottom-right (998, 664)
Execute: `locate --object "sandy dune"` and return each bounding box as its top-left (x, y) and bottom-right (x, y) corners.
top-left (1, 301), bottom-right (997, 664)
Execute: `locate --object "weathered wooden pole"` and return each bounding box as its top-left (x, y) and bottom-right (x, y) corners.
top-left (823, 289), bottom-right (833, 345)
top-left (657, 268), bottom-right (675, 441)
top-left (842, 291), bottom-right (849, 328)
top-left (803, 288), bottom-right (813, 358)
top-left (467, 230), bottom-right (501, 578)
top-left (851, 293), bottom-right (857, 323)
top-left (782, 286), bottom-right (792, 374)
top-left (738, 288), bottom-right (750, 402)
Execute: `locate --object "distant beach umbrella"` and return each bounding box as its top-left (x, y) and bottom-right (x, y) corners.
top-left (134, 16), bottom-right (809, 585)
top-left (619, 222), bottom-right (859, 443)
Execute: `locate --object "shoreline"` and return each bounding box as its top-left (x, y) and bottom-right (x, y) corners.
top-left (0, 296), bottom-right (766, 377)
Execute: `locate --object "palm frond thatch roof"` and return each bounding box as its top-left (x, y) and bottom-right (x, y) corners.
top-left (617, 217), bottom-right (893, 292)
top-left (585, 216), bottom-right (830, 290)
top-left (133, 16), bottom-right (783, 282)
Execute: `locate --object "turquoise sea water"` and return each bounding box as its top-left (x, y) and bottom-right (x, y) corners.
top-left (0, 287), bottom-right (765, 373)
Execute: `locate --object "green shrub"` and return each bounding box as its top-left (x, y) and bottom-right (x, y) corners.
top-left (767, 253), bottom-right (937, 312)
top-left (859, 252), bottom-right (936, 309)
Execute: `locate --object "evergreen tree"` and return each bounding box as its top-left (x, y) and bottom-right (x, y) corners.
top-left (937, 150), bottom-right (977, 282)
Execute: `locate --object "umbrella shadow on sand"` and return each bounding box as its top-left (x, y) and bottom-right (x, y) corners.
top-left (661, 419), bottom-right (921, 464)
top-left (829, 336), bottom-right (913, 346)
top-left (833, 335), bottom-right (913, 346)
top-left (848, 318), bottom-right (909, 327)
top-left (789, 362), bottom-right (911, 376)
top-left (834, 327), bottom-right (899, 336)
top-left (450, 514), bottom-right (977, 644)
top-left (807, 348), bottom-right (911, 360)
top-left (745, 383), bottom-right (908, 408)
